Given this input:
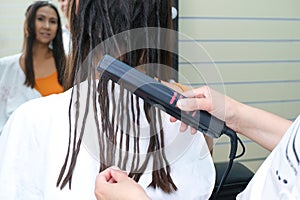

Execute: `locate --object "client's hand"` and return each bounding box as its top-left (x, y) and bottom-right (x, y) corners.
top-left (95, 167), bottom-right (151, 200)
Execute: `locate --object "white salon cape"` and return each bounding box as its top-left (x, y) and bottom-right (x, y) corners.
top-left (0, 54), bottom-right (41, 135)
top-left (0, 81), bottom-right (215, 200)
top-left (237, 115), bottom-right (300, 200)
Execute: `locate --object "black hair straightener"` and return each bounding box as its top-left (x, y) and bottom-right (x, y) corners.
top-left (96, 55), bottom-right (245, 199)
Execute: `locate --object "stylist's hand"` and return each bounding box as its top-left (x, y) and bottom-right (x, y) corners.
top-left (170, 86), bottom-right (237, 134)
top-left (95, 167), bottom-right (151, 200)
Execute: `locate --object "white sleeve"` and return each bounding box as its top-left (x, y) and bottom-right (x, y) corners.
top-left (0, 104), bottom-right (46, 200)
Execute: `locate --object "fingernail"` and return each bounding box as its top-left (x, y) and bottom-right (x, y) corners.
top-left (177, 100), bottom-right (183, 108)
top-left (180, 126), bottom-right (185, 132)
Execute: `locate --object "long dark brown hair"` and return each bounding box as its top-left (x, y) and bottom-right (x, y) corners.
top-left (23, 1), bottom-right (66, 87)
top-left (58, 0), bottom-right (178, 193)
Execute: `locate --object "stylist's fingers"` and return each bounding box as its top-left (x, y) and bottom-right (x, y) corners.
top-left (170, 116), bottom-right (199, 134)
top-left (95, 169), bottom-right (112, 200)
top-left (94, 167), bottom-right (127, 200)
top-left (177, 86), bottom-right (212, 112)
top-left (170, 87), bottom-right (210, 121)
top-left (170, 115), bottom-right (195, 133)
top-left (177, 97), bottom-right (212, 113)
top-left (179, 122), bottom-right (188, 132)
top-left (110, 168), bottom-right (129, 183)
top-left (181, 86), bottom-right (210, 98)
top-left (170, 116), bottom-right (177, 122)
top-left (96, 168), bottom-right (113, 183)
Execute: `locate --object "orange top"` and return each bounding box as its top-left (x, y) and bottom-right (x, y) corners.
top-left (34, 71), bottom-right (64, 96)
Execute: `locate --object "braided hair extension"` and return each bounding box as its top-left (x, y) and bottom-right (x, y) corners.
top-left (57, 0), bottom-right (177, 193)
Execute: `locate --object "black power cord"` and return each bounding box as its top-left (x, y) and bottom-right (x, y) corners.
top-left (210, 127), bottom-right (246, 200)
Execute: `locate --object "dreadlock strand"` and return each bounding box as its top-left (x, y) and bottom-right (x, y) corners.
top-left (122, 90), bottom-right (131, 170)
top-left (129, 94), bottom-right (137, 172)
top-left (92, 82), bottom-right (102, 171)
top-left (110, 82), bottom-right (117, 166)
top-left (148, 107), bottom-right (168, 192)
top-left (131, 96), bottom-right (141, 174)
top-left (56, 89), bottom-right (75, 187)
top-left (59, 84), bottom-right (80, 189)
top-left (135, 96), bottom-right (141, 171)
top-left (61, 45), bottom-right (94, 188)
top-left (99, 79), bottom-right (108, 172)
top-left (117, 86), bottom-right (125, 168)
top-left (104, 81), bottom-right (113, 166)
top-left (102, 0), bottom-right (121, 57)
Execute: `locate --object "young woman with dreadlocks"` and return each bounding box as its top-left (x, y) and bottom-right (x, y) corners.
top-left (0, 0), bottom-right (215, 199)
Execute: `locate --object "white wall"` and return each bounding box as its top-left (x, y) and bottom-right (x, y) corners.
top-left (179, 0), bottom-right (300, 172)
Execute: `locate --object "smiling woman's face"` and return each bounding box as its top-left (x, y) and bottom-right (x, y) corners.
top-left (34, 6), bottom-right (58, 45)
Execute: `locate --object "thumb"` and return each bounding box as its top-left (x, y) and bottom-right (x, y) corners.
top-left (177, 97), bottom-right (211, 112)
top-left (181, 86), bottom-right (209, 98)
top-left (110, 168), bottom-right (129, 183)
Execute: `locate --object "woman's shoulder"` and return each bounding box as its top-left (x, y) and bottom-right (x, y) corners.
top-left (13, 89), bottom-right (72, 118)
top-left (0, 53), bottom-right (22, 71)
top-left (0, 53), bottom-right (21, 63)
